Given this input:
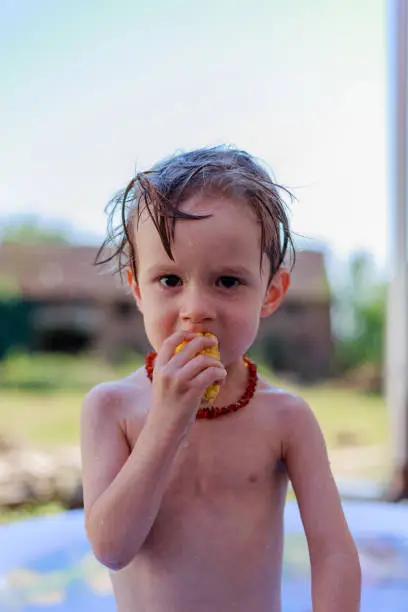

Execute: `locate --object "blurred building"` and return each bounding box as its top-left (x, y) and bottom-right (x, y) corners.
top-left (0, 245), bottom-right (332, 381)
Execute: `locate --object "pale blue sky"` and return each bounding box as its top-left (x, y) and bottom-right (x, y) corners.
top-left (0, 0), bottom-right (387, 269)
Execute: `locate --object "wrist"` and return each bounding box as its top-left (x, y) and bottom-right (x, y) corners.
top-left (145, 404), bottom-right (193, 445)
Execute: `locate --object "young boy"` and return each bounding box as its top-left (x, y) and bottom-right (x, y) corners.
top-left (80, 146), bottom-right (361, 611)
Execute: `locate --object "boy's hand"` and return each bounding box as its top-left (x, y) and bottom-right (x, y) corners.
top-left (149, 331), bottom-right (227, 431)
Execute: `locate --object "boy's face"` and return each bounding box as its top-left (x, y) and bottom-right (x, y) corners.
top-left (127, 194), bottom-right (289, 365)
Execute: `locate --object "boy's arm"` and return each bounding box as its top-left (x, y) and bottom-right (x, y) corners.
top-left (282, 396), bottom-right (361, 612)
top-left (81, 332), bottom-right (226, 572)
top-left (80, 383), bottom-right (186, 571)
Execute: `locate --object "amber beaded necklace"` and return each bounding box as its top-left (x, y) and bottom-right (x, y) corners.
top-left (144, 353), bottom-right (258, 419)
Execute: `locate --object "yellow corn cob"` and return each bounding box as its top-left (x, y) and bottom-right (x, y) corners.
top-left (175, 332), bottom-right (221, 405)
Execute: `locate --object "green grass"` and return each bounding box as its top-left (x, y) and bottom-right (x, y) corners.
top-left (0, 352), bottom-right (392, 521)
top-left (289, 383), bottom-right (391, 484)
top-left (0, 349), bottom-right (144, 392)
top-left (0, 380), bottom-right (389, 450)
top-left (285, 383), bottom-right (388, 449)
top-left (0, 389), bottom-right (83, 446)
top-left (0, 351), bottom-right (389, 451)
top-left (0, 350), bottom-right (143, 446)
top-left (0, 501), bottom-right (64, 525)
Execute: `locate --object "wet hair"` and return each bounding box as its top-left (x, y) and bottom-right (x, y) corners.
top-left (95, 145), bottom-right (295, 283)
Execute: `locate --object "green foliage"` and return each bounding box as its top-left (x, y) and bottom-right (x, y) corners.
top-left (333, 252), bottom-right (386, 379)
top-left (0, 215), bottom-right (70, 245)
top-left (0, 501), bottom-right (64, 524)
top-left (335, 286), bottom-right (385, 371)
top-left (0, 349), bottom-right (143, 391)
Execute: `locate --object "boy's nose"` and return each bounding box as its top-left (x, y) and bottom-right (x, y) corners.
top-left (180, 286), bottom-right (215, 325)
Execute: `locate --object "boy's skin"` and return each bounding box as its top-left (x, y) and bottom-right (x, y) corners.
top-left (81, 194), bottom-right (361, 611)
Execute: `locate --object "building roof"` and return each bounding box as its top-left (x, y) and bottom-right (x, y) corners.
top-left (0, 244), bottom-right (330, 303)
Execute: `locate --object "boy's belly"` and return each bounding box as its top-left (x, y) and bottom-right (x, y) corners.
top-left (110, 478), bottom-right (287, 612)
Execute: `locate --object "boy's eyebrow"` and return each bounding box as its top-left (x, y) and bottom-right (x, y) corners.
top-left (144, 264), bottom-right (256, 277)
top-left (144, 263), bottom-right (177, 276)
top-left (212, 265), bottom-right (255, 277)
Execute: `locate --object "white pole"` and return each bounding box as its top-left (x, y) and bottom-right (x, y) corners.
top-left (386, 0), bottom-right (408, 500)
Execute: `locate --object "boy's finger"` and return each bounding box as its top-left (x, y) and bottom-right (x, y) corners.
top-left (178, 355), bottom-right (226, 382)
top-left (155, 331), bottom-right (197, 366)
top-left (170, 334), bottom-right (219, 368)
top-left (189, 366), bottom-right (227, 396)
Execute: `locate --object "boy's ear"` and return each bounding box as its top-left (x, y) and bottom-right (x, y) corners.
top-left (126, 266), bottom-right (143, 313)
top-left (260, 268), bottom-right (290, 318)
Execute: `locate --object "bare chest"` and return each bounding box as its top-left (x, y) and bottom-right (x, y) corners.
top-left (128, 405), bottom-right (288, 524)
top-left (114, 403), bottom-right (288, 611)
top-left (167, 421), bottom-right (283, 501)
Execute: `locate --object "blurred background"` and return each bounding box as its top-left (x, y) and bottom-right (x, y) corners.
top-left (0, 0), bottom-right (397, 522)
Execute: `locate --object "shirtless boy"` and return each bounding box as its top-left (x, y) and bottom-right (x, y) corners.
top-left (80, 146), bottom-right (361, 611)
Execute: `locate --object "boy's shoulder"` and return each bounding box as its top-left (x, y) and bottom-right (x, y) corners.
top-left (252, 377), bottom-right (323, 463)
top-left (256, 375), bottom-right (313, 428)
top-left (257, 374), bottom-right (309, 407)
top-left (257, 376), bottom-right (326, 454)
top-left (81, 366), bottom-right (149, 424)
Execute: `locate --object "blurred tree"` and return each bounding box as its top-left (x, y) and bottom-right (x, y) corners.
top-left (0, 215), bottom-right (70, 245)
top-left (333, 252), bottom-right (386, 390)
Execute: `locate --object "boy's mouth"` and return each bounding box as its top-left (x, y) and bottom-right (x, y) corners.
top-left (178, 330), bottom-right (219, 345)
top-left (181, 327), bottom-right (214, 335)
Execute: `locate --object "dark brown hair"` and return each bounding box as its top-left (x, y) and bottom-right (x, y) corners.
top-left (95, 145), bottom-right (295, 283)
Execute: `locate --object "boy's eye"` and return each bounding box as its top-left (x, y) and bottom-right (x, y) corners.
top-left (217, 276), bottom-right (241, 289)
top-left (159, 275), bottom-right (182, 287)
